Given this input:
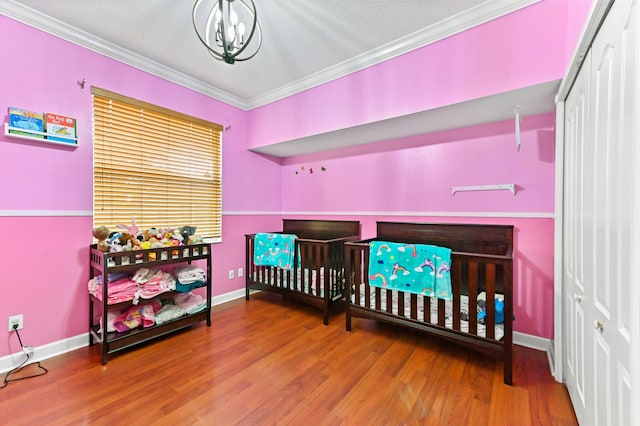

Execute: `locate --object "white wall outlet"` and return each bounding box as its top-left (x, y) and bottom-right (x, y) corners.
top-left (8, 314), bottom-right (23, 332)
top-left (228, 269), bottom-right (234, 279)
top-left (238, 267), bottom-right (243, 277)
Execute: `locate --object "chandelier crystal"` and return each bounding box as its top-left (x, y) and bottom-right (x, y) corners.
top-left (192, 0), bottom-right (262, 64)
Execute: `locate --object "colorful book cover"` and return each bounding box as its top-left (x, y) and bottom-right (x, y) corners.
top-left (45, 113), bottom-right (77, 144)
top-left (8, 107), bottom-right (45, 138)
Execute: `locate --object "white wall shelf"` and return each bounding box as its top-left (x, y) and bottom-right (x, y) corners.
top-left (452, 183), bottom-right (516, 195)
top-left (3, 122), bottom-right (78, 148)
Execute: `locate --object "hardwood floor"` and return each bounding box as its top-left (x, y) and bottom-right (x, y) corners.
top-left (0, 293), bottom-right (577, 425)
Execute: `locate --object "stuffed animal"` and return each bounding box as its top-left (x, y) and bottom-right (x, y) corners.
top-left (179, 226), bottom-right (197, 244)
top-left (92, 226), bottom-right (111, 252)
top-left (117, 232), bottom-right (140, 251)
top-left (117, 218), bottom-right (139, 239)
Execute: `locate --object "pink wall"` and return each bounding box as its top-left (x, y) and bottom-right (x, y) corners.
top-left (281, 113), bottom-right (555, 214)
top-left (247, 0), bottom-right (586, 150)
top-left (0, 16), bottom-right (281, 358)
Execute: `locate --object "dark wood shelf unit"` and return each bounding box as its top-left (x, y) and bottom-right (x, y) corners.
top-left (89, 243), bottom-right (212, 364)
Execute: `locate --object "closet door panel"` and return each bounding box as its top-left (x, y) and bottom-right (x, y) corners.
top-left (563, 0), bottom-right (639, 424)
top-left (562, 48), bottom-right (591, 424)
top-left (588, 0), bottom-right (637, 424)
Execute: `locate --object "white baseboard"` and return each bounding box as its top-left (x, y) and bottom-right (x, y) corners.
top-left (211, 288), bottom-right (246, 306)
top-left (0, 289), bottom-right (248, 374)
top-left (0, 333), bottom-right (88, 374)
top-left (513, 331), bottom-right (552, 352)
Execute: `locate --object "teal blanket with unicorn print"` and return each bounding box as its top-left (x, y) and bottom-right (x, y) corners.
top-left (253, 233), bottom-right (298, 270)
top-left (368, 240), bottom-right (452, 300)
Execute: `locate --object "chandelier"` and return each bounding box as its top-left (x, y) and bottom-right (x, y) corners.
top-left (192, 0), bottom-right (262, 64)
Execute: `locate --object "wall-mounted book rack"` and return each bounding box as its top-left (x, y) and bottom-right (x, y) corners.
top-left (3, 122), bottom-right (78, 147)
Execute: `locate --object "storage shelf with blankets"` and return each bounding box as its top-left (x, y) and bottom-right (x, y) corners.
top-left (245, 219), bottom-right (361, 325)
top-left (345, 222), bottom-right (514, 385)
top-left (88, 244), bottom-right (212, 364)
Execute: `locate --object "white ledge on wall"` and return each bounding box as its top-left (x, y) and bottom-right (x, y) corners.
top-left (452, 183), bottom-right (516, 195)
top-left (3, 122), bottom-right (78, 148)
top-left (250, 80), bottom-right (560, 158)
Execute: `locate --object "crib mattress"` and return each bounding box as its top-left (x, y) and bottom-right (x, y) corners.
top-left (352, 285), bottom-right (504, 340)
top-left (251, 267), bottom-right (343, 300)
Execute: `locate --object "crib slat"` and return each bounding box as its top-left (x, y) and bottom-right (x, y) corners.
top-left (424, 296), bottom-right (431, 323)
top-left (437, 298), bottom-right (445, 326)
top-left (485, 263), bottom-right (496, 340)
top-left (386, 289), bottom-right (392, 314)
top-left (452, 257), bottom-right (461, 331)
top-left (354, 246), bottom-right (362, 306)
top-left (363, 248), bottom-right (370, 309)
top-left (398, 292), bottom-right (405, 317)
top-left (410, 294), bottom-right (417, 320)
top-left (375, 287), bottom-right (381, 311)
top-left (468, 261), bottom-right (478, 336)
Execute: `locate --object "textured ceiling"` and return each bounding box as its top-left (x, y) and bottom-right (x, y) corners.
top-left (3, 0), bottom-right (538, 109)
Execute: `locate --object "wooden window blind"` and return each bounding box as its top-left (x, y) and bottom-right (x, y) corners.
top-left (92, 87), bottom-right (223, 241)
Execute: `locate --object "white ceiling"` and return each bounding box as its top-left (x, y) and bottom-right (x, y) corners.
top-left (2, 0), bottom-right (539, 110)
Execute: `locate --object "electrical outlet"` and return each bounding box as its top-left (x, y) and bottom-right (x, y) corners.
top-left (228, 269), bottom-right (234, 279)
top-left (8, 314), bottom-right (23, 332)
top-left (237, 267), bottom-right (243, 278)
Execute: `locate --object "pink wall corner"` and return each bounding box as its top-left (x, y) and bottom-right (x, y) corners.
top-left (247, 0), bottom-right (578, 151)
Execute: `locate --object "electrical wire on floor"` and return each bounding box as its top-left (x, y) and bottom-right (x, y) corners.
top-left (0, 325), bottom-right (48, 389)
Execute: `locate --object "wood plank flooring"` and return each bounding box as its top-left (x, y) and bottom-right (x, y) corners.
top-left (0, 293), bottom-right (577, 425)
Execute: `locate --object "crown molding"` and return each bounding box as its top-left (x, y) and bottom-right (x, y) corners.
top-left (0, 0), bottom-right (248, 109)
top-left (245, 0), bottom-right (541, 109)
top-left (2, 0), bottom-right (539, 111)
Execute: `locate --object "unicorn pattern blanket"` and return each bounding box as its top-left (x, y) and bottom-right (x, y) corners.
top-left (368, 241), bottom-right (452, 300)
top-left (253, 233), bottom-right (298, 270)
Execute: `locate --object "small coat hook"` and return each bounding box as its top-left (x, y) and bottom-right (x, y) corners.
top-left (78, 78), bottom-right (86, 90)
top-left (514, 105), bottom-right (521, 152)
top-left (225, 125), bottom-right (231, 132)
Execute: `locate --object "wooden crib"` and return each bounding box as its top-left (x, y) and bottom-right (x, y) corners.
top-left (345, 221), bottom-right (514, 385)
top-left (246, 219), bottom-right (361, 325)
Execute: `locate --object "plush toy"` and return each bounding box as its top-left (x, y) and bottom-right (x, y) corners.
top-left (188, 234), bottom-right (203, 245)
top-left (117, 218), bottom-right (139, 239)
top-left (144, 227), bottom-right (162, 242)
top-left (92, 226), bottom-right (111, 252)
top-left (107, 232), bottom-right (124, 252)
top-left (118, 232), bottom-right (140, 251)
top-left (180, 226), bottom-right (197, 244)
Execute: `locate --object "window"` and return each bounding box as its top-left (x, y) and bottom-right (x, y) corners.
top-left (92, 87), bottom-right (223, 241)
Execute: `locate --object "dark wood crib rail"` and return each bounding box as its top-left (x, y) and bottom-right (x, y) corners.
top-left (345, 222), bottom-right (514, 385)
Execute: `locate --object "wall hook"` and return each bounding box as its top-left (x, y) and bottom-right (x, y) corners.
top-left (514, 105), bottom-right (521, 152)
top-left (78, 78), bottom-right (86, 90)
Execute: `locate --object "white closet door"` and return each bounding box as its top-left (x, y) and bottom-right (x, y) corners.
top-left (563, 47), bottom-right (592, 426)
top-left (563, 0), bottom-right (638, 424)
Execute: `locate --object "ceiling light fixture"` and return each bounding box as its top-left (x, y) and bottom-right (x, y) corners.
top-left (192, 0), bottom-right (262, 64)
